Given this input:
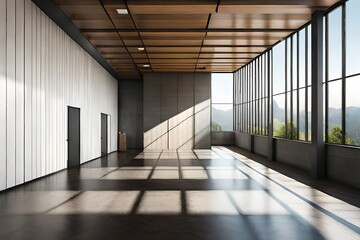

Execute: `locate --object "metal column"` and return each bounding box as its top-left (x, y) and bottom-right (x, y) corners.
top-left (310, 11), bottom-right (326, 179)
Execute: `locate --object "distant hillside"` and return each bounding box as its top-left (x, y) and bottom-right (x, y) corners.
top-left (273, 100), bottom-right (360, 144)
top-left (328, 107), bottom-right (360, 144)
top-left (212, 107), bottom-right (233, 131)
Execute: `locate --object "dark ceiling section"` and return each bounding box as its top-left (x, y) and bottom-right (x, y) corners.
top-left (53, 0), bottom-right (340, 80)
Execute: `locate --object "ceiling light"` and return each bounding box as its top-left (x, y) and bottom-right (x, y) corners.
top-left (143, 64), bottom-right (150, 68)
top-left (137, 47), bottom-right (145, 51)
top-left (116, 9), bottom-right (128, 14)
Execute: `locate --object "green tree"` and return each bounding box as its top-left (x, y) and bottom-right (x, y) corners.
top-left (274, 121), bottom-right (298, 140)
top-left (251, 126), bottom-right (265, 135)
top-left (328, 126), bottom-right (355, 145)
top-left (212, 123), bottom-right (222, 132)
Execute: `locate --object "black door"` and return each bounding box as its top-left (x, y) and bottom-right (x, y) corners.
top-left (68, 107), bottom-right (80, 168)
top-left (101, 113), bottom-right (108, 156)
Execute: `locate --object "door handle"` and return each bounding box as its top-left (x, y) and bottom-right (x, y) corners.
top-left (67, 139), bottom-right (71, 142)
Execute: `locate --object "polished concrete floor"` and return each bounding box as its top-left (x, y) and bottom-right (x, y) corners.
top-left (0, 146), bottom-right (359, 240)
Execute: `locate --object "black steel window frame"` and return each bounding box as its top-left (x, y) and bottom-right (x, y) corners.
top-left (234, 23), bottom-right (312, 141)
top-left (324, 1), bottom-right (360, 146)
top-left (211, 73), bottom-right (234, 132)
top-left (235, 50), bottom-right (270, 137)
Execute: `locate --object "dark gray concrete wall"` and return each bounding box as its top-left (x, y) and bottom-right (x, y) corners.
top-left (212, 132), bottom-right (235, 146)
top-left (235, 132), bottom-right (360, 189)
top-left (275, 139), bottom-right (311, 172)
top-left (143, 72), bottom-right (211, 149)
top-left (235, 132), bottom-right (252, 152)
top-left (253, 135), bottom-right (268, 157)
top-left (194, 73), bottom-right (211, 149)
top-left (326, 144), bottom-right (360, 188)
top-left (234, 133), bottom-right (267, 157)
top-left (118, 80), bottom-right (143, 149)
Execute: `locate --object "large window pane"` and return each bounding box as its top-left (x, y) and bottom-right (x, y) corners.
top-left (346, 76), bottom-right (360, 145)
top-left (287, 39), bottom-right (291, 90)
top-left (346, 0), bottom-right (360, 76)
top-left (287, 93), bottom-right (291, 134)
top-left (212, 104), bottom-right (233, 132)
top-left (246, 103), bottom-right (250, 133)
top-left (273, 41), bottom-right (286, 94)
top-left (328, 7), bottom-right (343, 80)
top-left (273, 94), bottom-right (286, 138)
top-left (299, 88), bottom-right (306, 140)
top-left (299, 29), bottom-right (306, 88)
top-left (264, 97), bottom-right (268, 135)
top-left (328, 80), bottom-right (342, 144)
top-left (292, 34), bottom-right (298, 90)
top-left (308, 25), bottom-right (312, 86)
top-left (212, 73), bottom-right (233, 132)
top-left (291, 90), bottom-right (298, 140)
top-left (211, 73), bottom-right (233, 103)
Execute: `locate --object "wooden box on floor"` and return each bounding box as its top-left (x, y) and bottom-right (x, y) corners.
top-left (119, 132), bottom-right (127, 152)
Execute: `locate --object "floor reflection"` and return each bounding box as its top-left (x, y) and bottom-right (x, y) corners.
top-left (0, 147), bottom-right (359, 240)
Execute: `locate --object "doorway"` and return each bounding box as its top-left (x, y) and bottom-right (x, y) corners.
top-left (68, 106), bottom-right (80, 168)
top-left (101, 113), bottom-right (108, 156)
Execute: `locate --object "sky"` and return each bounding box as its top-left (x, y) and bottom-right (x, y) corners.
top-left (211, 73), bottom-right (233, 105)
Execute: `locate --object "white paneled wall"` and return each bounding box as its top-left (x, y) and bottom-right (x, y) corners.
top-left (0, 0), bottom-right (118, 191)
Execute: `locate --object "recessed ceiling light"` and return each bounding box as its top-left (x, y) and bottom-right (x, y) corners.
top-left (143, 64), bottom-right (150, 68)
top-left (137, 47), bottom-right (145, 51)
top-left (116, 9), bottom-right (128, 14)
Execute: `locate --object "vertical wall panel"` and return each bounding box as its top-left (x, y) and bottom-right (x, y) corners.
top-left (6, 0), bottom-right (16, 188)
top-left (15, 0), bottom-right (25, 184)
top-left (40, 11), bottom-right (46, 177)
top-left (177, 73), bottom-right (194, 113)
top-left (143, 72), bottom-right (211, 149)
top-left (24, 0), bottom-right (32, 181)
top-left (160, 73), bottom-right (178, 122)
top-left (35, 6), bottom-right (41, 178)
top-left (0, 0), bottom-right (118, 191)
top-left (194, 73), bottom-right (211, 149)
top-left (0, 0), bottom-right (7, 190)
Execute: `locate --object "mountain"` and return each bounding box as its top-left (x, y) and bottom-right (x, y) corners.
top-left (212, 107), bottom-right (233, 131)
top-left (328, 107), bottom-right (360, 144)
top-left (273, 100), bottom-right (360, 144)
top-left (220, 101), bottom-right (360, 143)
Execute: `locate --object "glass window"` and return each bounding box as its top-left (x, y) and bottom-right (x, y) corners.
top-left (212, 73), bottom-right (233, 103)
top-left (308, 25), bottom-right (312, 86)
top-left (273, 41), bottom-right (286, 94)
top-left (287, 39), bottom-right (291, 91)
top-left (212, 104), bottom-right (233, 132)
top-left (273, 94), bottom-right (286, 138)
top-left (299, 29), bottom-right (306, 88)
top-left (211, 73), bottom-right (233, 132)
top-left (292, 90), bottom-right (298, 140)
top-left (346, 0), bottom-right (360, 76)
top-left (292, 34), bottom-right (298, 90)
top-left (299, 88), bottom-right (306, 140)
top-left (328, 7), bottom-right (342, 80)
top-left (327, 80), bottom-right (342, 144)
top-left (345, 75), bottom-right (360, 145)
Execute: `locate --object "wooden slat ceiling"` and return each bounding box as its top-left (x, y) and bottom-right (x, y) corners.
top-left (54, 0), bottom-right (340, 80)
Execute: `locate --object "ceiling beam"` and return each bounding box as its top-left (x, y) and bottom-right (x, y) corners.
top-left (80, 28), bottom-right (297, 33)
top-left (99, 0), bottom-right (143, 78)
top-left (95, 44), bottom-right (271, 48)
